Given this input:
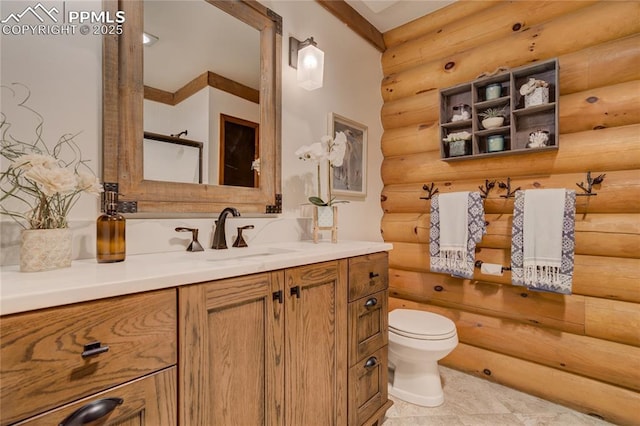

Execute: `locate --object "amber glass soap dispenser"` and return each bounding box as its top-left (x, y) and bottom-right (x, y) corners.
top-left (96, 190), bottom-right (126, 263)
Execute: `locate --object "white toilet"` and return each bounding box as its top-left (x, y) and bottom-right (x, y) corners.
top-left (388, 309), bottom-right (458, 407)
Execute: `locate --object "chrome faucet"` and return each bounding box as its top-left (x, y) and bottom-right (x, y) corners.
top-left (212, 207), bottom-right (240, 249)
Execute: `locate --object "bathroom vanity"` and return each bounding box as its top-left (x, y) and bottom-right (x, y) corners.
top-left (0, 241), bottom-right (392, 426)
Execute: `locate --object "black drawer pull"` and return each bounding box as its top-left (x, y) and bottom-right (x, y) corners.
top-left (369, 272), bottom-right (380, 279)
top-left (434, 285), bottom-right (444, 292)
top-left (81, 341), bottom-right (109, 358)
top-left (364, 298), bottom-right (378, 308)
top-left (290, 285), bottom-right (301, 298)
top-left (59, 397), bottom-right (123, 426)
top-left (364, 356), bottom-right (378, 368)
top-left (273, 290), bottom-right (283, 304)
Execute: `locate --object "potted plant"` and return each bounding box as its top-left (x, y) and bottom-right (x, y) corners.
top-left (295, 132), bottom-right (349, 243)
top-left (479, 106), bottom-right (506, 129)
top-left (442, 130), bottom-right (472, 157)
top-left (1, 83), bottom-right (103, 271)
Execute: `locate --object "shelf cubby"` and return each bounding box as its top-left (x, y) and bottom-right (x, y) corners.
top-left (439, 58), bottom-right (559, 161)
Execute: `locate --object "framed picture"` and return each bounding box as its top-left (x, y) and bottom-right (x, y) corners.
top-left (329, 113), bottom-right (367, 199)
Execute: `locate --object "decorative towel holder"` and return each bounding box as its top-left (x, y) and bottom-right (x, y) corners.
top-left (418, 172), bottom-right (605, 202)
top-left (576, 171), bottom-right (606, 196)
top-left (420, 182), bottom-right (439, 200)
top-left (479, 180), bottom-right (496, 199)
top-left (497, 171), bottom-right (606, 198)
top-left (497, 177), bottom-right (520, 199)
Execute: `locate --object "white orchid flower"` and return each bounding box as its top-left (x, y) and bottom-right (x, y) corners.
top-left (295, 142), bottom-right (326, 163)
top-left (328, 131), bottom-right (347, 167)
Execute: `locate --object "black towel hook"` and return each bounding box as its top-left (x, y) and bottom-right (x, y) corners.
top-left (576, 171), bottom-right (605, 196)
top-left (420, 182), bottom-right (439, 200)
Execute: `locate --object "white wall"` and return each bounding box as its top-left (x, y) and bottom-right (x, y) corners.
top-left (0, 0), bottom-right (384, 266)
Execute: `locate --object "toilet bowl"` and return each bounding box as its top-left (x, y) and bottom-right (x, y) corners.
top-left (388, 309), bottom-right (458, 407)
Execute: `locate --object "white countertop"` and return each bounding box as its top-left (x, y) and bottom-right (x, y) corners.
top-left (0, 240), bottom-right (392, 315)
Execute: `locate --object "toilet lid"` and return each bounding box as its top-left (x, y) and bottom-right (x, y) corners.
top-left (389, 309), bottom-right (457, 340)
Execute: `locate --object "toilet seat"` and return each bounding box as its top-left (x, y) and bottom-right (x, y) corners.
top-left (389, 309), bottom-right (457, 340)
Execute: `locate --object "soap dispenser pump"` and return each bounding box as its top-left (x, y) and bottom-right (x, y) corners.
top-left (96, 190), bottom-right (126, 263)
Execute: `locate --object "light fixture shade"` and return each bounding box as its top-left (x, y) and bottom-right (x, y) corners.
top-left (296, 44), bottom-right (324, 91)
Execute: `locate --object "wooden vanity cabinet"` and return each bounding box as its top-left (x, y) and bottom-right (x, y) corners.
top-left (0, 289), bottom-right (177, 426)
top-left (179, 260), bottom-right (348, 426)
top-left (348, 252), bottom-right (392, 426)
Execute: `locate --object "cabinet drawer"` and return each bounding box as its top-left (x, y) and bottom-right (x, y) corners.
top-left (348, 346), bottom-right (389, 426)
top-left (15, 367), bottom-right (176, 426)
top-left (348, 252), bottom-right (389, 302)
top-left (349, 290), bottom-right (388, 364)
top-left (1, 289), bottom-right (177, 425)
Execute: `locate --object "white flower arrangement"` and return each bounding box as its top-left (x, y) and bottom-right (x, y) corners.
top-left (295, 131), bottom-right (349, 207)
top-left (442, 131), bottom-right (472, 143)
top-left (1, 84), bottom-right (103, 230)
top-left (519, 78), bottom-right (549, 96)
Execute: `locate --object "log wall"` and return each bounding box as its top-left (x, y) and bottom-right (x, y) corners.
top-left (380, 2), bottom-right (640, 424)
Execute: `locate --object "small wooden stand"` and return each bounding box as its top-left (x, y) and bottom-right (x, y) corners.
top-left (313, 206), bottom-right (338, 243)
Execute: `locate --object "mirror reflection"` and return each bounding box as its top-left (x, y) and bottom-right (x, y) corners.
top-left (142, 0), bottom-right (260, 186)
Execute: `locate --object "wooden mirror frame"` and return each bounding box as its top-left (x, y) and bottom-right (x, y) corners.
top-left (102, 0), bottom-right (282, 214)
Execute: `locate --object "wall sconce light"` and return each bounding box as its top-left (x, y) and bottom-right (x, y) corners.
top-left (289, 36), bottom-right (324, 91)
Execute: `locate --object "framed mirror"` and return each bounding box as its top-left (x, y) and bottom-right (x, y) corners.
top-left (103, 0), bottom-right (282, 214)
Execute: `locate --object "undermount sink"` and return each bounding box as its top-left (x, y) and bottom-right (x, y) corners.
top-left (204, 246), bottom-right (297, 261)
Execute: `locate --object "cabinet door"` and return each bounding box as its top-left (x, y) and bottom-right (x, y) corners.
top-left (179, 272), bottom-right (284, 426)
top-left (16, 367), bottom-right (176, 426)
top-left (285, 260), bottom-right (348, 426)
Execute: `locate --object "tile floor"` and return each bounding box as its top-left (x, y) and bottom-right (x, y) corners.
top-left (382, 366), bottom-right (614, 425)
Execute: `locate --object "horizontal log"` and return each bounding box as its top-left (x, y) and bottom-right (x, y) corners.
top-left (387, 243), bottom-right (640, 303)
top-left (585, 297), bottom-right (640, 347)
top-left (389, 268), bottom-right (585, 334)
top-left (381, 170), bottom-right (640, 214)
top-left (382, 74), bottom-right (640, 131)
top-left (382, 2), bottom-right (640, 102)
top-left (383, 0), bottom-right (501, 49)
top-left (381, 125), bottom-right (640, 185)
top-left (559, 34), bottom-right (640, 95)
top-left (382, 1), bottom-right (595, 76)
top-left (439, 342), bottom-right (640, 425)
top-left (388, 301), bottom-right (640, 392)
top-left (558, 80), bottom-right (640, 134)
top-left (381, 123), bottom-right (439, 158)
top-left (382, 212), bottom-right (640, 259)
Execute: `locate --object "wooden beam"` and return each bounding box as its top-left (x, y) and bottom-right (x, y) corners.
top-left (144, 70), bottom-right (259, 106)
top-left (315, 0), bottom-right (386, 52)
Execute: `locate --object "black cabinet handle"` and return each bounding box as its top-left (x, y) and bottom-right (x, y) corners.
top-left (81, 341), bottom-right (109, 358)
top-left (273, 290), bottom-right (283, 304)
top-left (364, 298), bottom-right (378, 308)
top-left (290, 286), bottom-right (300, 298)
top-left (369, 272), bottom-right (380, 279)
top-left (59, 397), bottom-right (123, 426)
top-left (364, 356), bottom-right (378, 369)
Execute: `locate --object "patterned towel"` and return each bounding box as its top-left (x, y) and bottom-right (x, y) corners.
top-left (430, 192), bottom-right (486, 279)
top-left (511, 189), bottom-right (576, 294)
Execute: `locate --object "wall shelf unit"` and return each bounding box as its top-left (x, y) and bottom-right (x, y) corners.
top-left (439, 58), bottom-right (559, 161)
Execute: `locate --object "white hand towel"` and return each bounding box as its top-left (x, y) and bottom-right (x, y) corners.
top-left (439, 191), bottom-right (470, 255)
top-left (430, 192), bottom-right (486, 279)
top-left (511, 188), bottom-right (575, 294)
top-left (523, 189), bottom-right (565, 285)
